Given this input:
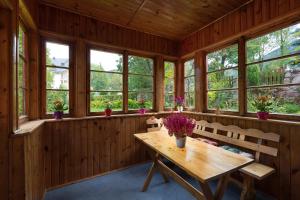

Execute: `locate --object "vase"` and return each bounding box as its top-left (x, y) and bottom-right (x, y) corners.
top-left (257, 111), bottom-right (269, 120)
top-left (53, 111), bottom-right (63, 120)
top-left (105, 108), bottom-right (112, 116)
top-left (177, 106), bottom-right (183, 112)
top-left (176, 137), bottom-right (186, 148)
top-left (138, 108), bottom-right (146, 115)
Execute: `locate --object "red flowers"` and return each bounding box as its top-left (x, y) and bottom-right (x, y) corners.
top-left (163, 113), bottom-right (196, 138)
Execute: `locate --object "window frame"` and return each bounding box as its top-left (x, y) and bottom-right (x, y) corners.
top-left (17, 22), bottom-right (29, 124)
top-left (41, 37), bottom-right (75, 118)
top-left (183, 58), bottom-right (196, 110)
top-left (205, 44), bottom-right (240, 114)
top-left (163, 60), bottom-right (176, 111)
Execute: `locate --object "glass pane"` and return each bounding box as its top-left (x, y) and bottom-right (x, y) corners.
top-left (128, 74), bottom-right (153, 92)
top-left (46, 68), bottom-right (69, 89)
top-left (184, 59), bottom-right (194, 76)
top-left (90, 72), bottom-right (122, 91)
top-left (46, 90), bottom-right (69, 114)
top-left (18, 58), bottom-right (24, 88)
top-left (208, 68), bottom-right (238, 90)
top-left (247, 86), bottom-right (300, 115)
top-left (165, 93), bottom-right (174, 108)
top-left (128, 55), bottom-right (153, 75)
top-left (18, 88), bottom-right (25, 116)
top-left (46, 42), bottom-right (69, 67)
top-left (185, 92), bottom-right (195, 108)
top-left (247, 55), bottom-right (300, 87)
top-left (18, 26), bottom-right (24, 56)
top-left (90, 91), bottom-right (123, 112)
top-left (164, 61), bottom-right (175, 78)
top-left (207, 44), bottom-right (238, 72)
top-left (208, 90), bottom-right (238, 111)
top-left (165, 78), bottom-right (174, 93)
top-left (90, 50), bottom-right (123, 72)
top-left (246, 23), bottom-right (300, 64)
top-left (128, 92), bottom-right (153, 110)
top-left (184, 76), bottom-right (195, 93)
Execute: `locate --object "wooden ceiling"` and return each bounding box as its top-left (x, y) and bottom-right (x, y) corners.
top-left (40, 0), bottom-right (251, 40)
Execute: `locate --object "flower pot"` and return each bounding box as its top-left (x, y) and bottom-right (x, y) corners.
top-left (53, 111), bottom-right (63, 120)
top-left (138, 108), bottom-right (146, 115)
top-left (176, 137), bottom-right (186, 148)
top-left (105, 108), bottom-right (112, 116)
top-left (177, 106), bottom-right (183, 112)
top-left (257, 111), bottom-right (269, 120)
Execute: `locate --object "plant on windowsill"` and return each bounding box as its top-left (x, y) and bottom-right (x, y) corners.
top-left (163, 113), bottom-right (196, 148)
top-left (138, 98), bottom-right (146, 114)
top-left (52, 100), bottom-right (68, 120)
top-left (104, 101), bottom-right (112, 117)
top-left (175, 96), bottom-right (184, 112)
top-left (252, 95), bottom-right (272, 120)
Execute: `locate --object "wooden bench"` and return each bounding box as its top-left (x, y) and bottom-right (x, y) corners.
top-left (193, 120), bottom-right (280, 200)
top-left (146, 116), bottom-right (165, 132)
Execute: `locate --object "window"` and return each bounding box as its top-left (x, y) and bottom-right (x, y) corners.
top-left (89, 49), bottom-right (123, 112)
top-left (164, 61), bottom-right (175, 109)
top-left (18, 25), bottom-right (28, 117)
top-left (207, 45), bottom-right (239, 111)
top-left (128, 55), bottom-right (154, 110)
top-left (45, 41), bottom-right (70, 114)
top-left (246, 23), bottom-right (300, 115)
top-left (184, 59), bottom-right (195, 108)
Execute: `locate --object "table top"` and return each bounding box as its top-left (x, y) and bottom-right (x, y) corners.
top-left (134, 131), bottom-right (253, 182)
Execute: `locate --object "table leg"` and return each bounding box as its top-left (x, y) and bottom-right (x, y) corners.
top-left (240, 175), bottom-right (255, 200)
top-left (214, 174), bottom-right (230, 200)
top-left (199, 182), bottom-right (214, 200)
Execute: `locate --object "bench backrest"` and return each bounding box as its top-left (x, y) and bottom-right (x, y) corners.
top-left (193, 120), bottom-right (280, 161)
top-left (146, 117), bottom-right (165, 132)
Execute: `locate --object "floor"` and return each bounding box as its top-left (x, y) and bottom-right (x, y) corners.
top-left (45, 162), bottom-right (274, 200)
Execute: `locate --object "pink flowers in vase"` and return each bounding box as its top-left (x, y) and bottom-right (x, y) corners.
top-left (175, 96), bottom-right (184, 112)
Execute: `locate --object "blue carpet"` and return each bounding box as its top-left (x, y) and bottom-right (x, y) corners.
top-left (45, 162), bottom-right (274, 200)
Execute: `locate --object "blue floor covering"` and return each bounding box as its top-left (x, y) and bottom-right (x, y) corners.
top-left (45, 162), bottom-right (274, 200)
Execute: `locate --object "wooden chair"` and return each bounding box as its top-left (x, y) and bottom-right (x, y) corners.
top-left (193, 120), bottom-right (280, 200)
top-left (146, 116), bottom-right (165, 132)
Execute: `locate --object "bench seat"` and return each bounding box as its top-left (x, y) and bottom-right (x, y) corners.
top-left (240, 162), bottom-right (275, 180)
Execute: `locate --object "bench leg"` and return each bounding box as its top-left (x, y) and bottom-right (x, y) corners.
top-left (240, 175), bottom-right (255, 200)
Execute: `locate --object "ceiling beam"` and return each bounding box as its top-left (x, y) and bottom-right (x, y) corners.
top-left (0, 0), bottom-right (13, 9)
top-left (127, 0), bottom-right (148, 26)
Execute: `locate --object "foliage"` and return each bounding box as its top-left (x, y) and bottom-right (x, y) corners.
top-left (175, 96), bottom-right (184, 106)
top-left (52, 100), bottom-right (68, 112)
top-left (163, 114), bottom-right (196, 138)
top-left (251, 96), bottom-right (272, 112)
top-left (105, 102), bottom-right (112, 110)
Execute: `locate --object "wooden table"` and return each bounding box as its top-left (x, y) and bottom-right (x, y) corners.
top-left (134, 131), bottom-right (253, 200)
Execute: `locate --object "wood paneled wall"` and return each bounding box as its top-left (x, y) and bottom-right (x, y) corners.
top-left (38, 4), bottom-right (179, 57)
top-left (180, 0), bottom-right (300, 56)
top-left (184, 112), bottom-right (300, 200)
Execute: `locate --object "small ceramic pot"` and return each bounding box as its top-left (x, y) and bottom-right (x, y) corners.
top-left (176, 137), bottom-right (186, 148)
top-left (105, 108), bottom-right (112, 116)
top-left (257, 111), bottom-right (269, 120)
top-left (53, 111), bottom-right (63, 120)
top-left (138, 108), bottom-right (146, 115)
top-left (177, 106), bottom-right (183, 112)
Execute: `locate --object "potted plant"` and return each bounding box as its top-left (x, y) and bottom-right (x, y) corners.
top-left (52, 100), bottom-right (68, 120)
top-left (175, 96), bottom-right (184, 112)
top-left (252, 95), bottom-right (272, 120)
top-left (138, 98), bottom-right (147, 114)
top-left (104, 102), bottom-right (112, 116)
top-left (163, 113), bottom-right (196, 148)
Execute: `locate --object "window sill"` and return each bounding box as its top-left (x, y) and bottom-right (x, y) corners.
top-left (13, 120), bottom-right (46, 137)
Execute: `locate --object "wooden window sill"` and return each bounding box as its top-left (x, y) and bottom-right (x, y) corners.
top-left (13, 120), bottom-right (46, 137)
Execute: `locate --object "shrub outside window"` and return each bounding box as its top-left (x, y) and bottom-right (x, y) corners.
top-left (164, 61), bottom-right (175, 109)
top-left (184, 59), bottom-right (195, 108)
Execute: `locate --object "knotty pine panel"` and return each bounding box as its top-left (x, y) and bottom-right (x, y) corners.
top-left (180, 0), bottom-right (300, 56)
top-left (38, 4), bottom-right (179, 57)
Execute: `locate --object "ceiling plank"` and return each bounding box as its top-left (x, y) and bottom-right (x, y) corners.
top-left (127, 0), bottom-right (148, 26)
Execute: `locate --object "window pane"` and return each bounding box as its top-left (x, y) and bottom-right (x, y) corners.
top-left (90, 50), bottom-right (123, 72)
top-left (46, 42), bottom-right (69, 67)
top-left (247, 55), bottom-right (300, 87)
top-left (165, 93), bottom-right (174, 108)
top-left (18, 88), bottom-right (25, 116)
top-left (18, 27), bottom-right (24, 56)
top-left (90, 72), bottom-right (122, 91)
top-left (207, 45), bottom-right (238, 72)
top-left (165, 61), bottom-right (175, 78)
top-left (185, 92), bottom-right (195, 108)
top-left (184, 59), bottom-right (194, 77)
top-left (247, 86), bottom-right (300, 115)
top-left (208, 90), bottom-right (238, 111)
top-left (128, 55), bottom-right (153, 75)
top-left (46, 68), bottom-right (69, 89)
top-left (90, 91), bottom-right (123, 112)
top-left (246, 23), bottom-right (300, 64)
top-left (208, 68), bottom-right (238, 90)
top-left (128, 92), bottom-right (153, 110)
top-left (46, 90), bottom-right (69, 114)
top-left (18, 58), bottom-right (24, 88)
top-left (165, 78), bottom-right (174, 93)
top-left (184, 76), bottom-right (195, 93)
top-left (128, 75), bottom-right (153, 92)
